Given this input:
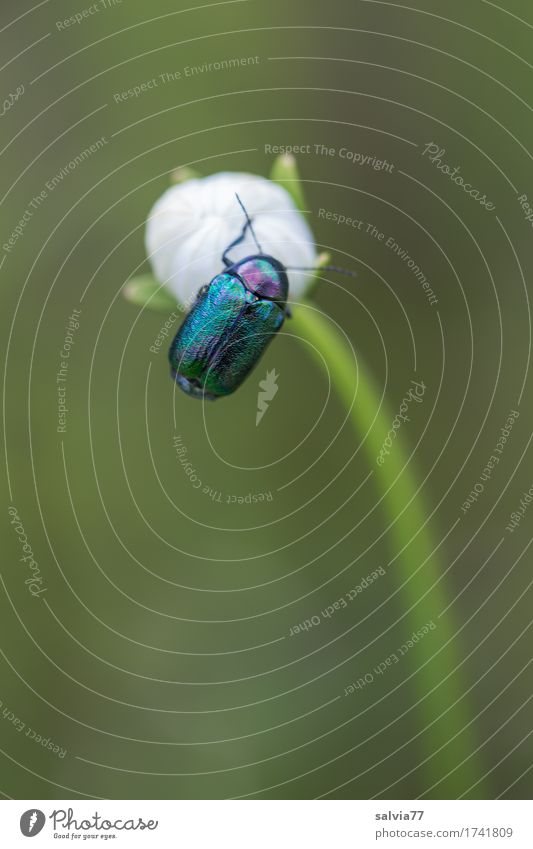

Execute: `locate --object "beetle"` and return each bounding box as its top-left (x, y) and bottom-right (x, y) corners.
top-left (169, 195), bottom-right (356, 399)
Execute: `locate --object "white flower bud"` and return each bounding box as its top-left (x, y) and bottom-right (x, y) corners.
top-left (145, 171), bottom-right (317, 306)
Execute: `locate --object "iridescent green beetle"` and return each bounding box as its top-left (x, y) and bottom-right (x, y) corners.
top-left (169, 195), bottom-right (355, 399)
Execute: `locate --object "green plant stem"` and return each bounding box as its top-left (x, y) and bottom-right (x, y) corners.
top-left (292, 302), bottom-right (487, 798)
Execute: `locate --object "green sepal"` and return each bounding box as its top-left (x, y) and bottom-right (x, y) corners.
top-left (302, 251), bottom-right (331, 299)
top-left (170, 166), bottom-right (202, 185)
top-left (123, 274), bottom-right (178, 312)
top-left (269, 154), bottom-right (307, 214)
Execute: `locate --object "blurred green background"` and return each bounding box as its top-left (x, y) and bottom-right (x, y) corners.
top-left (1, 0), bottom-right (532, 799)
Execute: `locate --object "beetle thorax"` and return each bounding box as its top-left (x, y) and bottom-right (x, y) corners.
top-left (231, 255), bottom-right (289, 303)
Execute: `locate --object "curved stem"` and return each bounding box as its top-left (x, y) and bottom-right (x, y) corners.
top-left (292, 302), bottom-right (487, 798)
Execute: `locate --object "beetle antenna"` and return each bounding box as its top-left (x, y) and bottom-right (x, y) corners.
top-left (287, 264), bottom-right (358, 278)
top-left (235, 193), bottom-right (263, 253)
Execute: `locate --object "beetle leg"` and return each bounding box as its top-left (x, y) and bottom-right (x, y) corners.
top-left (285, 305), bottom-right (292, 318)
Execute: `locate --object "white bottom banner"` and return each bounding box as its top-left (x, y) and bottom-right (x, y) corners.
top-left (0, 799), bottom-right (531, 848)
